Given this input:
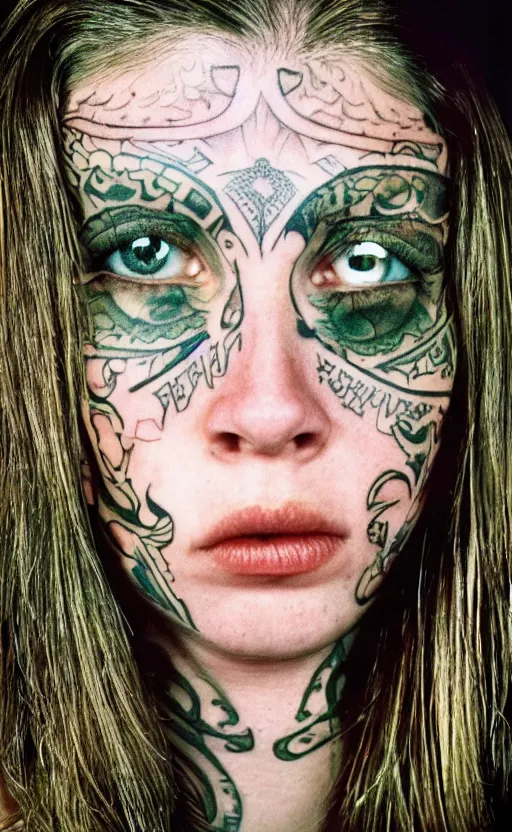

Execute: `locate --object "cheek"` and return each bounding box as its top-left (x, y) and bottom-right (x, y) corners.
top-left (86, 357), bottom-right (165, 439)
top-left (81, 361), bottom-right (195, 623)
top-left (80, 306), bottom-right (243, 528)
top-left (312, 346), bottom-right (448, 601)
top-left (82, 357), bottom-right (166, 530)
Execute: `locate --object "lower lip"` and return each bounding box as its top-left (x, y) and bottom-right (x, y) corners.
top-left (207, 534), bottom-right (340, 576)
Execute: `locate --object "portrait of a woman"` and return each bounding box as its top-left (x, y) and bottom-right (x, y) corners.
top-left (0, 1), bottom-right (511, 830)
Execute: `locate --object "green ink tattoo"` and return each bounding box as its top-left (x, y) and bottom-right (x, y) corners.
top-left (308, 285), bottom-right (434, 356)
top-left (87, 394), bottom-right (196, 625)
top-left (288, 166), bottom-right (448, 366)
top-left (86, 284), bottom-right (207, 346)
top-left (293, 167), bottom-right (453, 604)
top-left (273, 640), bottom-right (347, 761)
top-left (286, 166), bottom-right (448, 242)
top-left (167, 668), bottom-right (254, 831)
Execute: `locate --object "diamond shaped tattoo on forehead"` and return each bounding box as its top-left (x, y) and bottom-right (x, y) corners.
top-left (223, 158), bottom-right (297, 246)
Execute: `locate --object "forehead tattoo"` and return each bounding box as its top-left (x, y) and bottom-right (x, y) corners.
top-left (65, 55), bottom-right (443, 150)
top-left (65, 56), bottom-right (448, 253)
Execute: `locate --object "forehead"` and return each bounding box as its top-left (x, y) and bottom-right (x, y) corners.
top-left (64, 39), bottom-right (448, 249)
top-left (65, 37), bottom-right (447, 165)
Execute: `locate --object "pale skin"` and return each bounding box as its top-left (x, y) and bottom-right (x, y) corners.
top-left (61, 36), bottom-right (454, 832)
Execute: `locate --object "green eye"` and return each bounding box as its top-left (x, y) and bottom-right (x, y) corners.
top-left (103, 236), bottom-right (190, 279)
top-left (312, 241), bottom-right (415, 289)
top-left (341, 241), bottom-right (412, 283)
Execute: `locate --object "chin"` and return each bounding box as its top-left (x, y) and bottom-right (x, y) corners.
top-left (177, 580), bottom-right (364, 659)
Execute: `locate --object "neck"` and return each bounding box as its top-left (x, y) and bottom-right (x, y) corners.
top-left (143, 625), bottom-right (350, 832)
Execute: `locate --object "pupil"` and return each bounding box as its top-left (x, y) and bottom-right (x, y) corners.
top-left (132, 236), bottom-right (161, 264)
top-left (349, 254), bottom-right (378, 272)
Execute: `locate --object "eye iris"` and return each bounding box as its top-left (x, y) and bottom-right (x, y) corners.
top-left (133, 236), bottom-right (164, 264)
top-left (348, 253), bottom-right (380, 272)
top-left (120, 236), bottom-right (170, 274)
top-left (346, 242), bottom-right (388, 280)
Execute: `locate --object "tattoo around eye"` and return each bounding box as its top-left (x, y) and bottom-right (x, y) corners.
top-left (285, 166), bottom-right (449, 240)
top-left (79, 207), bottom-right (234, 349)
top-left (286, 166), bottom-right (448, 358)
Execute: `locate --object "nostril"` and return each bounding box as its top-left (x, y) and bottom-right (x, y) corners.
top-left (294, 432), bottom-right (316, 449)
top-left (214, 431), bottom-right (321, 456)
top-left (218, 432), bottom-right (241, 453)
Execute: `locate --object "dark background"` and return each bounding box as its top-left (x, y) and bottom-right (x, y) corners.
top-left (397, 0), bottom-right (512, 135)
top-left (0, 0), bottom-right (511, 134)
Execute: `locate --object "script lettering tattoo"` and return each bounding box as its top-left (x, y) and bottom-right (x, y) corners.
top-left (155, 296), bottom-right (242, 413)
top-left (316, 355), bottom-right (445, 479)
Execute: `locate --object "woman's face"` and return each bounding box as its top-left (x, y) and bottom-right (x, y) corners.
top-left (65, 37), bottom-right (454, 658)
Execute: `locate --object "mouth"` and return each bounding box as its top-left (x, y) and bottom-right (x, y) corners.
top-left (196, 503), bottom-right (345, 576)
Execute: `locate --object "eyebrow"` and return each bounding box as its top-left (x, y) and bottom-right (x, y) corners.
top-left (75, 155), bottom-right (232, 241)
top-left (284, 165), bottom-right (449, 242)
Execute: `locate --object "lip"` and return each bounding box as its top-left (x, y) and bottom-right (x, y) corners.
top-left (196, 503), bottom-right (345, 576)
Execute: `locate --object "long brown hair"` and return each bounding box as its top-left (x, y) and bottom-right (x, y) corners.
top-left (1, 1), bottom-right (511, 830)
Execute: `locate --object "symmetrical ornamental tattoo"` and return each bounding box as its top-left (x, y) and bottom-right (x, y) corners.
top-left (223, 157), bottom-right (297, 245)
top-left (66, 54), bottom-right (453, 830)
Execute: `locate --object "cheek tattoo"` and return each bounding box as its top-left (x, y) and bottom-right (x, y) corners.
top-left (70, 131), bottom-right (247, 622)
top-left (64, 55), bottom-right (454, 831)
top-left (284, 163), bottom-right (454, 602)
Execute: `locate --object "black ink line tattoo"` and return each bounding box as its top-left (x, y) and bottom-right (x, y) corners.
top-left (223, 157), bottom-right (297, 246)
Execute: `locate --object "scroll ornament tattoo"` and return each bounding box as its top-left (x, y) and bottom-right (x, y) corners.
top-left (276, 59), bottom-right (432, 139)
top-left (67, 59), bottom-right (241, 129)
top-left (66, 57), bottom-right (443, 157)
top-left (167, 668), bottom-right (254, 832)
top-left (273, 639), bottom-right (347, 761)
top-left (159, 638), bottom-right (348, 830)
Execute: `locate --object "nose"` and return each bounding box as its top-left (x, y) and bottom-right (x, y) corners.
top-left (203, 315), bottom-right (332, 462)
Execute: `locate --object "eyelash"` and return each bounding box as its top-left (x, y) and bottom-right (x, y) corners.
top-left (89, 237), bottom-right (199, 281)
top-left (316, 228), bottom-right (440, 284)
top-left (81, 206), bottom-right (216, 285)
